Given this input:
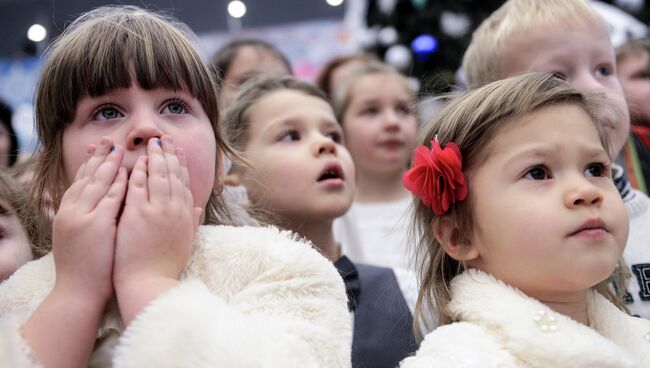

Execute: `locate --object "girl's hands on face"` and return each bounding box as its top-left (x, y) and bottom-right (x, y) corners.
top-left (113, 135), bottom-right (202, 291)
top-left (52, 137), bottom-right (127, 303)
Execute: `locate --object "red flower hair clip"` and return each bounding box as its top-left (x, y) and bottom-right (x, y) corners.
top-left (402, 138), bottom-right (468, 216)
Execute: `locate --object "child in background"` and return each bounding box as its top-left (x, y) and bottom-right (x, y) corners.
top-left (461, 0), bottom-right (650, 320)
top-left (0, 7), bottom-right (350, 367)
top-left (617, 38), bottom-right (650, 193)
top-left (331, 62), bottom-right (418, 270)
top-left (209, 38), bottom-right (291, 106)
top-left (222, 75), bottom-right (419, 368)
top-left (209, 39), bottom-right (291, 221)
top-left (401, 73), bottom-right (650, 367)
top-left (316, 53), bottom-right (377, 98)
top-left (0, 170), bottom-right (36, 281)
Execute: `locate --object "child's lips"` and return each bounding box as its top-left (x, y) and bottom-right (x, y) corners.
top-left (378, 138), bottom-right (405, 149)
top-left (568, 218), bottom-right (609, 238)
top-left (316, 161), bottom-right (345, 186)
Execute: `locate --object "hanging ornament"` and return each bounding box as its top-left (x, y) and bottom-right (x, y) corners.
top-left (410, 0), bottom-right (428, 10)
top-left (378, 0), bottom-right (398, 14)
top-left (378, 26), bottom-right (399, 46)
top-left (385, 44), bottom-right (412, 71)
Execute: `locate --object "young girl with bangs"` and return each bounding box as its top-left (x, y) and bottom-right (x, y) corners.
top-left (0, 6), bottom-right (350, 367)
top-left (222, 75), bottom-right (420, 368)
top-left (400, 73), bottom-right (650, 367)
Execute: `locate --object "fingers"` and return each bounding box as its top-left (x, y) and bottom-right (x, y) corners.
top-left (146, 137), bottom-right (171, 203)
top-left (161, 136), bottom-right (186, 202)
top-left (176, 147), bottom-right (192, 201)
top-left (146, 136), bottom-right (190, 204)
top-left (95, 166), bottom-right (128, 217)
top-left (125, 155), bottom-right (148, 207)
top-left (68, 138), bottom-right (124, 211)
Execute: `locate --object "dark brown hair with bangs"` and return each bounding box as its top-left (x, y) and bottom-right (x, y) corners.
top-left (30, 5), bottom-right (234, 257)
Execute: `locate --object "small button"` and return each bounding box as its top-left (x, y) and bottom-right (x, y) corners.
top-left (533, 310), bottom-right (558, 332)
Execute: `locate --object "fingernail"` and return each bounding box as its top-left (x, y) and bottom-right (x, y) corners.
top-left (110, 144), bottom-right (116, 152)
top-left (156, 138), bottom-right (161, 146)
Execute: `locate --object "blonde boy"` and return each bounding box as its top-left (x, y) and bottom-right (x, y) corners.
top-left (462, 0), bottom-right (650, 320)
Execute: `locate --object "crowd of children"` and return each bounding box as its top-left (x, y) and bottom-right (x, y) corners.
top-left (0, 0), bottom-right (649, 367)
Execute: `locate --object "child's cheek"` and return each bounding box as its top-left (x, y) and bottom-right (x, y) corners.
top-left (183, 142), bottom-right (217, 209)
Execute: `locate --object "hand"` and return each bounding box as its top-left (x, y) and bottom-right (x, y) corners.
top-left (113, 136), bottom-right (201, 323)
top-left (51, 136), bottom-right (127, 303)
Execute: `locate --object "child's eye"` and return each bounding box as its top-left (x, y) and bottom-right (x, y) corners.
top-left (162, 99), bottom-right (190, 114)
top-left (523, 166), bottom-right (551, 180)
top-left (395, 103), bottom-right (412, 116)
top-left (327, 131), bottom-right (343, 144)
top-left (92, 105), bottom-right (122, 121)
top-left (361, 106), bottom-right (379, 116)
top-left (595, 65), bottom-right (612, 77)
top-left (632, 71), bottom-right (650, 80)
top-left (279, 130), bottom-right (300, 142)
top-left (584, 162), bottom-right (609, 177)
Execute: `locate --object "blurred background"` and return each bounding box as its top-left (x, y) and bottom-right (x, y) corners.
top-left (0, 0), bottom-right (648, 152)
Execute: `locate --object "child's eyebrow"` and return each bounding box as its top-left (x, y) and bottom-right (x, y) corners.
top-left (503, 143), bottom-right (609, 167)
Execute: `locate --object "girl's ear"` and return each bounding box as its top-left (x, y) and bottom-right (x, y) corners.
top-left (433, 218), bottom-right (479, 262)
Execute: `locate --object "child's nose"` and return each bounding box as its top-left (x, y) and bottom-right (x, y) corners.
top-left (126, 116), bottom-right (164, 150)
top-left (382, 109), bottom-right (400, 129)
top-left (564, 179), bottom-right (604, 208)
top-left (316, 137), bottom-right (337, 156)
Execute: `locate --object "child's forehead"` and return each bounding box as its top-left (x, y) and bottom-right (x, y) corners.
top-left (502, 21), bottom-right (612, 72)
top-left (249, 89), bottom-right (334, 126)
top-left (350, 73), bottom-right (412, 99)
top-left (495, 103), bottom-right (602, 145)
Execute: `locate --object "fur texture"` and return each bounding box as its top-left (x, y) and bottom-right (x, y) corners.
top-left (0, 225), bottom-right (352, 367)
top-left (401, 270), bottom-right (650, 368)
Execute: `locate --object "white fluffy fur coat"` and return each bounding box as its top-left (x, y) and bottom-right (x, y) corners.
top-left (0, 225), bottom-right (352, 367)
top-left (401, 270), bottom-right (650, 368)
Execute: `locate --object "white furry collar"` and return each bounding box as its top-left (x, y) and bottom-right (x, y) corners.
top-left (447, 270), bottom-right (650, 367)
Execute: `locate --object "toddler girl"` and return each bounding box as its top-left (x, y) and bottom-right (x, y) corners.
top-left (222, 75), bottom-right (419, 368)
top-left (0, 6), bottom-right (350, 367)
top-left (401, 73), bottom-right (650, 367)
top-left (331, 62), bottom-right (418, 270)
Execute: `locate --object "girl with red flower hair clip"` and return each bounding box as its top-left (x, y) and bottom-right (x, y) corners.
top-left (401, 73), bottom-right (650, 367)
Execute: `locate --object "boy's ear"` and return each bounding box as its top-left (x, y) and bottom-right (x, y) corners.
top-left (433, 218), bottom-right (479, 262)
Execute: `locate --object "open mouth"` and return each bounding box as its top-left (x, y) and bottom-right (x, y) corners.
top-left (317, 163), bottom-right (344, 182)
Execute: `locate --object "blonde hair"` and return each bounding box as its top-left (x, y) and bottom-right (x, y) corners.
top-left (30, 6), bottom-right (235, 257)
top-left (412, 73), bottom-right (625, 334)
top-left (0, 170), bottom-right (40, 258)
top-left (616, 38), bottom-right (650, 65)
top-left (331, 61), bottom-right (416, 124)
top-left (462, 0), bottom-right (604, 89)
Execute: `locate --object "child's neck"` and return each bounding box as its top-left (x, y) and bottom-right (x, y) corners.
top-left (288, 220), bottom-right (340, 261)
top-left (355, 168), bottom-right (409, 203)
top-left (537, 291), bottom-right (590, 326)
